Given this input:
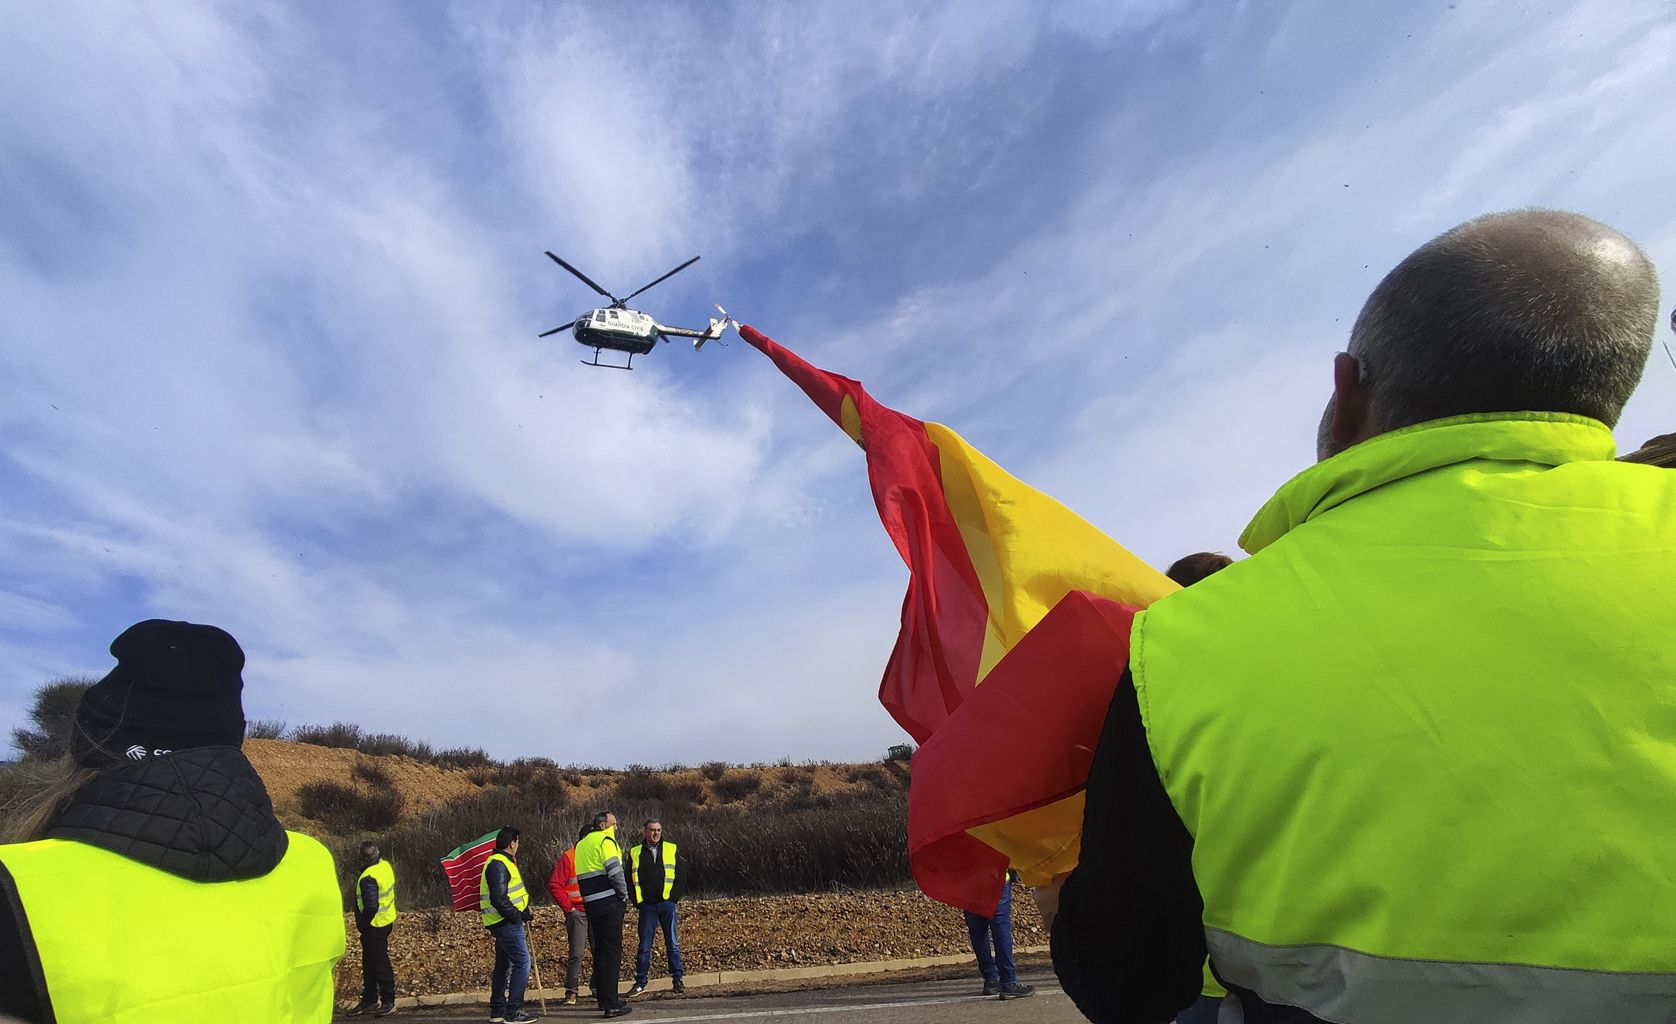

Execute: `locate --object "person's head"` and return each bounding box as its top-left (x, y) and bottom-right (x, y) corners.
top-left (592, 810), bottom-right (617, 833)
top-left (9, 619), bottom-right (249, 842)
top-left (643, 818), bottom-right (663, 844)
top-left (1319, 210), bottom-right (1659, 461)
top-left (72, 619), bottom-right (248, 766)
top-left (360, 841), bottom-right (380, 867)
top-left (495, 826), bottom-right (520, 858)
top-left (1166, 552), bottom-right (1233, 588)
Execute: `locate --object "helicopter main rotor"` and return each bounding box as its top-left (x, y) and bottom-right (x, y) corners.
top-left (545, 251), bottom-right (619, 305)
top-left (543, 251), bottom-right (701, 310)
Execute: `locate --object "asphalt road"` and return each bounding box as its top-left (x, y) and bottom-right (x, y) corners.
top-left (387, 967), bottom-right (1084, 1024)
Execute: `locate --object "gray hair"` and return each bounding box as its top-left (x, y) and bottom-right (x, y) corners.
top-left (643, 818), bottom-right (662, 828)
top-left (592, 810), bottom-right (614, 829)
top-left (1348, 209), bottom-right (1658, 431)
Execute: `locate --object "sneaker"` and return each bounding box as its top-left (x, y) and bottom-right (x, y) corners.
top-left (604, 1007), bottom-right (633, 1019)
top-left (564, 992), bottom-right (578, 1005)
top-left (626, 982), bottom-right (648, 999)
top-left (998, 982), bottom-right (1036, 1000)
top-left (350, 999), bottom-right (378, 1016)
top-left (373, 1005), bottom-right (396, 1018)
top-left (671, 978), bottom-right (685, 994)
top-left (981, 980), bottom-right (999, 996)
top-left (507, 1012), bottom-right (541, 1023)
top-left (488, 1015), bottom-right (505, 1023)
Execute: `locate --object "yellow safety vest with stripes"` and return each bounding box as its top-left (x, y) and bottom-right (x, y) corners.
top-left (478, 851), bottom-right (529, 927)
top-left (574, 827), bottom-right (624, 908)
top-left (357, 858), bottom-right (398, 928)
top-left (1133, 414), bottom-right (1676, 1022)
top-left (0, 832), bottom-right (343, 1023)
top-left (628, 840), bottom-right (677, 902)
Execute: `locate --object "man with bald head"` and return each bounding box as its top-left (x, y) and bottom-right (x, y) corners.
top-left (1051, 211), bottom-right (1675, 1024)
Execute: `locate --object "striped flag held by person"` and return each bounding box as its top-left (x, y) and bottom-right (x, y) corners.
top-left (440, 831), bottom-right (499, 912)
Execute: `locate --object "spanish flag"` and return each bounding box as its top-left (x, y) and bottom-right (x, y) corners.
top-left (743, 325), bottom-right (1177, 915)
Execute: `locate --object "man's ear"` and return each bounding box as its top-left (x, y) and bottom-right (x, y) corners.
top-left (1330, 351), bottom-right (1374, 448)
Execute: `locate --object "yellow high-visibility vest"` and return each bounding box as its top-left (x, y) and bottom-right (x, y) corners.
top-left (1134, 413), bottom-right (1676, 1021)
top-left (574, 828), bottom-right (624, 908)
top-left (478, 851), bottom-right (528, 927)
top-left (628, 841), bottom-right (677, 902)
top-left (357, 858), bottom-right (398, 928)
top-left (0, 832), bottom-right (343, 1023)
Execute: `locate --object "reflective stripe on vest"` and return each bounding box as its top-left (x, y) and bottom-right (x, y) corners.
top-left (1133, 414), bottom-right (1676, 1022)
top-left (574, 828), bottom-right (622, 905)
top-left (560, 847), bottom-right (583, 908)
top-left (478, 852), bottom-right (529, 927)
top-left (628, 841), bottom-right (677, 902)
top-left (1206, 930), bottom-right (1676, 1024)
top-left (357, 858), bottom-right (398, 928)
top-left (0, 832), bottom-right (344, 1023)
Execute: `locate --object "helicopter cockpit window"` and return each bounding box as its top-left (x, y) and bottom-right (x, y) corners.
top-left (608, 310), bottom-right (619, 320)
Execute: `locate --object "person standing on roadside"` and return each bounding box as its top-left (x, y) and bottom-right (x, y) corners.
top-left (964, 870), bottom-right (1034, 1000)
top-left (352, 840), bottom-right (399, 1017)
top-left (480, 826), bottom-right (536, 1024)
top-left (0, 619), bottom-right (343, 1023)
top-left (575, 810), bottom-right (632, 1019)
top-left (625, 819), bottom-right (685, 998)
top-left (1051, 210), bottom-right (1676, 1023)
top-left (548, 824), bottom-right (594, 1006)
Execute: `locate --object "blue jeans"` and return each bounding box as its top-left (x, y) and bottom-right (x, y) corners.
top-left (962, 882), bottom-right (1016, 987)
top-left (635, 900), bottom-right (685, 985)
top-left (489, 920), bottom-right (530, 1014)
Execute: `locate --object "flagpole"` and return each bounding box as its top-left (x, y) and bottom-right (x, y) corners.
top-left (527, 923), bottom-right (549, 1015)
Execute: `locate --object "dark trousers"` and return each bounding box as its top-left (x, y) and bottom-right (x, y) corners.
top-left (358, 923), bottom-right (395, 1004)
top-left (962, 882), bottom-right (1017, 987)
top-left (587, 900), bottom-right (627, 1010)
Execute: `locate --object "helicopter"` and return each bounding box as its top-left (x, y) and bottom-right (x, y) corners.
top-left (538, 251), bottom-right (730, 369)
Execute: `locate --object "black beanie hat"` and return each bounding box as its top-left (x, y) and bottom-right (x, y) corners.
top-left (71, 619), bottom-right (247, 767)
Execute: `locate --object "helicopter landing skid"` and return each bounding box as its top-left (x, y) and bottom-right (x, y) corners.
top-left (582, 348), bottom-right (635, 370)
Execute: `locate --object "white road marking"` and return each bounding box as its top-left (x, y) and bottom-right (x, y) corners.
top-left (641, 989), bottom-right (1064, 1022)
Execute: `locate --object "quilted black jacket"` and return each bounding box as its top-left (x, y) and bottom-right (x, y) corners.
top-left (0, 746), bottom-right (289, 1021)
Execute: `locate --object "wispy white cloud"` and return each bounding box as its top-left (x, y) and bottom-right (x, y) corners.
top-left (2, 0), bottom-right (1672, 763)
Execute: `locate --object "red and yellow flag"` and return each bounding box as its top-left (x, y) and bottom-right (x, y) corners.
top-left (743, 325), bottom-right (1177, 915)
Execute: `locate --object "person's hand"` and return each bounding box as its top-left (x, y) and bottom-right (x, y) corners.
top-left (521, 908), bottom-right (534, 924)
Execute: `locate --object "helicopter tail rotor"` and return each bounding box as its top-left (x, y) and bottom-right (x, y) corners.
top-left (695, 304), bottom-right (733, 352)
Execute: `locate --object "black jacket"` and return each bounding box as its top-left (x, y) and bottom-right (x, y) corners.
top-left (356, 871), bottom-right (382, 931)
top-left (1049, 673), bottom-right (1325, 1024)
top-left (483, 857), bottom-right (526, 927)
top-left (0, 746), bottom-right (289, 1023)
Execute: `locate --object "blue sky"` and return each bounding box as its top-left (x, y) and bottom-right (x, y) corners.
top-left (3, 0), bottom-right (1673, 764)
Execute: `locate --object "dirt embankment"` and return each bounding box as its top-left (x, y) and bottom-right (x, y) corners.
top-left (246, 739), bottom-right (480, 821)
top-left (339, 887), bottom-right (1044, 1000)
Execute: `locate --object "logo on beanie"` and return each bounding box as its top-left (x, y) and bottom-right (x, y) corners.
top-left (125, 745), bottom-right (148, 761)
